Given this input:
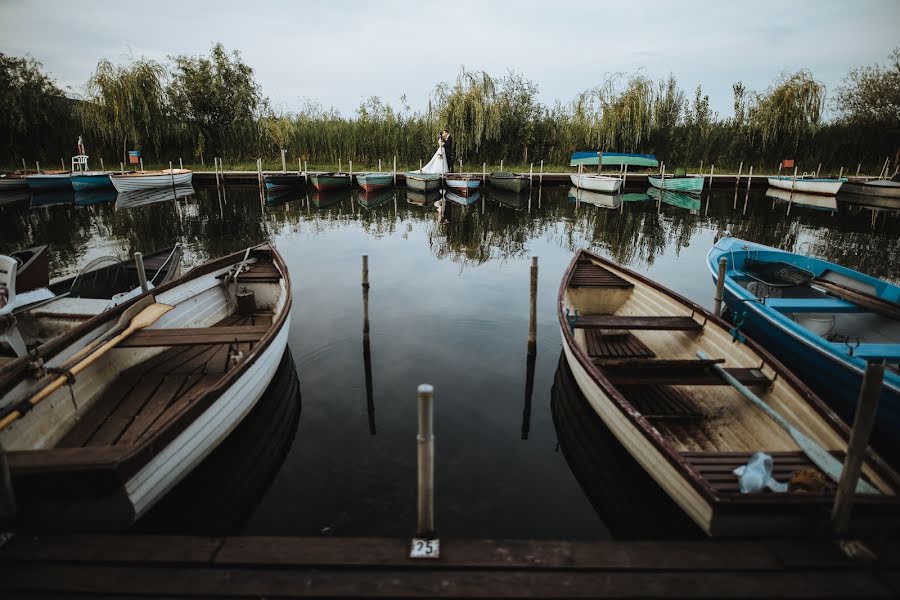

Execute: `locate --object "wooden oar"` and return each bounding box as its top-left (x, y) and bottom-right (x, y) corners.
top-left (0, 302), bottom-right (174, 430)
top-left (697, 351), bottom-right (879, 495)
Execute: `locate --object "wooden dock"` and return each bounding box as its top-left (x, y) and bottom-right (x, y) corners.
top-left (1, 533), bottom-right (899, 597)
top-left (194, 170), bottom-right (779, 188)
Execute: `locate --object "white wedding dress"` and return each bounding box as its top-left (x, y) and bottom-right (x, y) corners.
top-left (418, 140), bottom-right (448, 174)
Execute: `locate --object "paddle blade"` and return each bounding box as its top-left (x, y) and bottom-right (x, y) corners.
top-left (130, 303), bottom-right (175, 330)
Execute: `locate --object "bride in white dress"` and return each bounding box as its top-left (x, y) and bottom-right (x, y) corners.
top-left (417, 135), bottom-right (448, 174)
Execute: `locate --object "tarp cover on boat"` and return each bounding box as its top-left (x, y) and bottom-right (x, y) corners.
top-left (569, 151), bottom-right (659, 168)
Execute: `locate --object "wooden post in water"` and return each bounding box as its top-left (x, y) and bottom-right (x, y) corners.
top-left (179, 158), bottom-right (183, 170)
top-left (60, 157), bottom-right (65, 171)
top-left (0, 441), bottom-right (15, 519)
top-left (816, 163), bottom-right (822, 178)
top-left (36, 161), bottom-right (40, 174)
top-left (419, 158), bottom-right (423, 170)
top-left (735, 162), bottom-right (743, 188)
top-left (791, 166), bottom-right (798, 194)
top-left (349, 160), bottom-right (353, 187)
top-left (140, 158), bottom-right (144, 173)
top-left (713, 258), bottom-right (727, 317)
top-left (281, 149), bottom-right (286, 174)
top-left (528, 257), bottom-right (538, 355)
top-left (21, 158), bottom-right (26, 175)
top-left (622, 163), bottom-right (628, 189)
top-left (482, 162), bottom-right (486, 182)
top-left (362, 255), bottom-right (374, 435)
top-left (416, 383), bottom-right (435, 537)
top-left (856, 163), bottom-right (861, 177)
top-left (298, 158), bottom-right (302, 176)
top-left (598, 151), bottom-right (603, 175)
top-left (838, 166), bottom-right (844, 180)
top-left (529, 163), bottom-right (533, 184)
top-left (100, 158), bottom-right (105, 171)
top-left (393, 156), bottom-right (397, 185)
top-left (698, 160), bottom-right (703, 177)
top-left (120, 162), bottom-right (124, 175)
top-left (880, 157), bottom-right (890, 179)
top-left (539, 160), bottom-right (543, 185)
top-left (832, 361), bottom-right (885, 535)
top-left (214, 157), bottom-right (220, 188)
top-left (134, 252), bottom-right (149, 293)
top-left (378, 159), bottom-right (382, 172)
top-left (746, 166), bottom-right (753, 191)
top-left (500, 159), bottom-right (504, 173)
top-left (708, 165), bottom-right (715, 190)
top-left (169, 161), bottom-right (177, 199)
top-left (339, 158), bottom-right (342, 173)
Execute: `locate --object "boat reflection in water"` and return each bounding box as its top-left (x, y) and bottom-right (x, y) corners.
top-left (29, 189), bottom-right (76, 208)
top-left (647, 187), bottom-right (701, 212)
top-left (490, 187), bottom-right (530, 210)
top-left (75, 189), bottom-right (117, 207)
top-left (116, 185), bottom-right (196, 210)
top-left (135, 349), bottom-right (301, 535)
top-left (310, 188), bottom-right (349, 209)
top-left (0, 189), bottom-right (31, 207)
top-left (445, 189), bottom-right (480, 206)
top-left (765, 187), bottom-right (838, 213)
top-left (568, 186), bottom-right (622, 209)
top-left (358, 188), bottom-right (393, 211)
top-left (266, 186), bottom-right (301, 206)
top-left (406, 188), bottom-right (442, 207)
top-left (551, 353), bottom-right (702, 539)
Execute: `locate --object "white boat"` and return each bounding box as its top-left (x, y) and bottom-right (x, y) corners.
top-left (110, 169), bottom-right (193, 192)
top-left (569, 173), bottom-right (623, 193)
top-left (0, 243), bottom-right (290, 529)
top-left (767, 175), bottom-right (844, 195)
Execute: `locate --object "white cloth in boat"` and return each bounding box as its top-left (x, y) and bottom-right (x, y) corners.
top-left (416, 139), bottom-right (448, 174)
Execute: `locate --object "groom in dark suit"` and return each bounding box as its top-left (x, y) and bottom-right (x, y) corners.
top-left (442, 129), bottom-right (454, 173)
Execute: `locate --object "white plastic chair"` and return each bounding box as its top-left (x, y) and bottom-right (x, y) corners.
top-left (0, 255), bottom-right (27, 356)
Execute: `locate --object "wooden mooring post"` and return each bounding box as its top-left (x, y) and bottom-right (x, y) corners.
top-left (746, 166), bottom-right (754, 191)
top-left (735, 162), bottom-right (743, 188)
top-left (832, 361), bottom-right (885, 535)
top-left (35, 160), bottom-right (40, 174)
top-left (281, 149), bottom-right (286, 174)
top-left (60, 157), bottom-right (65, 171)
top-left (134, 252), bottom-right (149, 293)
top-left (539, 159), bottom-right (543, 185)
top-left (528, 257), bottom-right (538, 354)
top-left (713, 258), bottom-right (727, 317)
top-left (362, 255), bottom-right (374, 435)
top-left (100, 158), bottom-right (104, 171)
top-left (416, 383), bottom-right (436, 540)
top-left (21, 158), bottom-right (27, 175)
top-left (139, 158), bottom-right (144, 173)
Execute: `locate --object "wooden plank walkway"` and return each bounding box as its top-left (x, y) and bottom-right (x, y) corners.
top-left (0, 533), bottom-right (898, 597)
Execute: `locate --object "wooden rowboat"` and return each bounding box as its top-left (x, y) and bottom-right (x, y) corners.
top-left (356, 172), bottom-right (393, 192)
top-left (405, 172), bottom-right (442, 191)
top-left (0, 243), bottom-right (290, 529)
top-left (569, 173), bottom-right (623, 194)
top-left (648, 174), bottom-right (704, 194)
top-left (444, 175), bottom-right (481, 197)
top-left (841, 179), bottom-right (900, 199)
top-left (308, 173), bottom-right (350, 192)
top-left (264, 173), bottom-right (304, 190)
top-left (559, 249), bottom-right (900, 537)
top-left (489, 172), bottom-right (531, 193)
top-left (110, 169), bottom-right (193, 193)
top-left (767, 176), bottom-right (844, 196)
top-left (0, 173), bottom-right (28, 191)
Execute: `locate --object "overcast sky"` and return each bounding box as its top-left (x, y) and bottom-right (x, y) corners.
top-left (1, 0), bottom-right (897, 118)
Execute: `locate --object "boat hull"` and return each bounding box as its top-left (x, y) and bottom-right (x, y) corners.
top-left (647, 187), bottom-right (701, 211)
top-left (309, 174), bottom-right (350, 192)
top-left (111, 171), bottom-right (193, 192)
top-left (0, 175), bottom-right (28, 190)
top-left (489, 173), bottom-right (531, 193)
top-left (768, 176), bottom-right (844, 195)
top-left (356, 173), bottom-right (393, 192)
top-left (444, 177), bottom-right (481, 197)
top-left (647, 175), bottom-right (704, 193)
top-left (71, 173), bottom-right (114, 192)
top-left (841, 180), bottom-right (900, 199)
top-left (25, 174), bottom-right (73, 191)
top-left (264, 174), bottom-right (303, 190)
top-left (570, 174), bottom-right (623, 193)
top-left (406, 173), bottom-right (442, 191)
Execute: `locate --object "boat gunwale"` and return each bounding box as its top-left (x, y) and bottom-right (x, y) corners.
top-left (109, 169), bottom-right (192, 179)
top-left (4, 243), bottom-right (292, 482)
top-left (557, 248), bottom-right (900, 509)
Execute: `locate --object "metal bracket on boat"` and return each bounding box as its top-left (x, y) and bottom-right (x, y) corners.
top-left (565, 308), bottom-right (579, 334)
top-left (729, 311), bottom-right (747, 344)
top-left (844, 337), bottom-right (861, 357)
top-left (26, 347), bottom-right (46, 380)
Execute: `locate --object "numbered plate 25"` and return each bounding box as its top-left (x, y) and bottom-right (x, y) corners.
top-left (410, 538), bottom-right (440, 559)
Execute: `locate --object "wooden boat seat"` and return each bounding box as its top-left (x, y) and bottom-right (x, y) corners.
top-left (570, 261), bottom-right (634, 289)
top-left (585, 331), bottom-right (655, 359)
top-left (596, 358), bottom-right (771, 387)
top-left (58, 313), bottom-right (268, 449)
top-left (681, 450), bottom-right (866, 495)
top-left (574, 315), bottom-right (702, 331)
top-left (235, 261), bottom-right (282, 284)
top-left (118, 324), bottom-right (269, 348)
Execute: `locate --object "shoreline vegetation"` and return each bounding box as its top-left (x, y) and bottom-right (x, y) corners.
top-left (1, 44), bottom-right (898, 175)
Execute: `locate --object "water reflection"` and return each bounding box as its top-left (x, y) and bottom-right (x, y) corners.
top-left (2, 183), bottom-right (899, 282)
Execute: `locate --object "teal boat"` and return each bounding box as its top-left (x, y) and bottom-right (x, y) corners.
top-left (356, 172), bottom-right (393, 192)
top-left (309, 173), bottom-right (350, 192)
top-left (71, 172), bottom-right (114, 192)
top-left (489, 171), bottom-right (531, 193)
top-left (647, 187), bottom-right (701, 211)
top-left (570, 152), bottom-right (659, 168)
top-left (358, 188), bottom-right (393, 210)
top-left (648, 174), bottom-right (704, 194)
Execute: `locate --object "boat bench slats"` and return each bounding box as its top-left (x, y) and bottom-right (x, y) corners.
top-left (118, 325), bottom-right (269, 348)
top-left (620, 385), bottom-right (704, 420)
top-left (597, 359), bottom-right (770, 387)
top-left (682, 451), bottom-right (858, 495)
top-left (764, 298), bottom-right (862, 313)
top-left (570, 261), bottom-right (634, 289)
top-left (574, 315), bottom-right (702, 331)
top-left (585, 331), bottom-right (655, 359)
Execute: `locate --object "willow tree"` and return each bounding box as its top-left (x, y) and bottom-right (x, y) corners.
top-left (1, 53), bottom-right (77, 163)
top-left (80, 57), bottom-right (168, 164)
top-left (432, 68), bottom-right (502, 159)
top-left (746, 70), bottom-right (825, 156)
top-left (168, 43), bottom-right (262, 159)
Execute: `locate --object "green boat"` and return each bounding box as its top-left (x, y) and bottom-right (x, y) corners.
top-left (405, 171), bottom-right (442, 191)
top-left (309, 173), bottom-right (351, 192)
top-left (647, 174), bottom-right (704, 194)
top-left (358, 188), bottom-right (393, 210)
top-left (569, 152), bottom-right (659, 168)
top-left (489, 171), bottom-right (531, 193)
top-left (647, 187), bottom-right (701, 211)
top-left (356, 172), bottom-right (393, 192)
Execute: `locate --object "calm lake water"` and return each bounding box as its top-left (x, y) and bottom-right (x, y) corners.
top-left (1, 182), bottom-right (898, 540)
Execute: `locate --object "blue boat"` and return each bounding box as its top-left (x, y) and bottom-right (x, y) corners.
top-left (264, 173), bottom-right (303, 190)
top-left (707, 236), bottom-right (900, 464)
top-left (25, 173), bottom-right (73, 191)
top-left (71, 172), bottom-right (114, 192)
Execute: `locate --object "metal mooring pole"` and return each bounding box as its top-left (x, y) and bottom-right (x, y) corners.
top-left (411, 383), bottom-right (439, 558)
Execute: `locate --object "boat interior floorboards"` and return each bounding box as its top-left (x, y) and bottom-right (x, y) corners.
top-left (57, 312), bottom-right (272, 449)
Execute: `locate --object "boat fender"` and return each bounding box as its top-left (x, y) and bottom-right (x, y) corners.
top-left (733, 452), bottom-right (788, 493)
